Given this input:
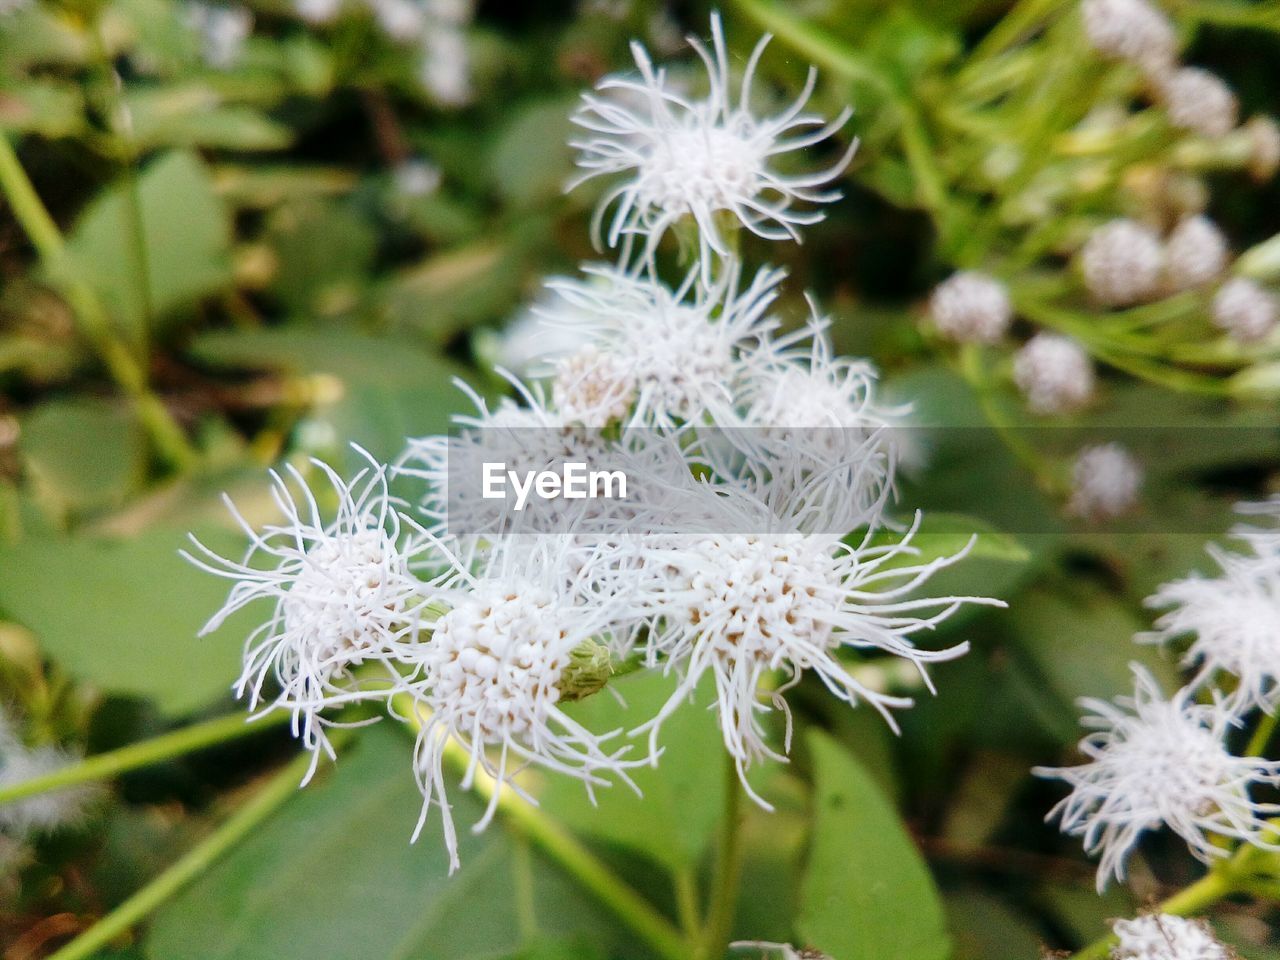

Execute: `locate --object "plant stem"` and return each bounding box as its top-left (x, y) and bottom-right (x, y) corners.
top-left (1245, 711), bottom-right (1279, 759)
top-left (0, 711), bottom-right (287, 808)
top-left (699, 752), bottom-right (745, 960)
top-left (0, 135), bottom-right (196, 470)
top-left (43, 745), bottom-right (320, 960)
top-left (674, 866), bottom-right (702, 941)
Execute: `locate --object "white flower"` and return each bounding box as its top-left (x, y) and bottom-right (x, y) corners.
top-left (184, 447), bottom-right (434, 783)
top-left (295, 0), bottom-right (342, 25)
top-left (1164, 216), bottom-right (1229, 292)
top-left (1012, 334), bottom-right (1095, 415)
top-left (404, 537), bottom-right (639, 872)
top-left (1111, 913), bottom-right (1231, 960)
top-left (0, 714), bottom-right (94, 836)
top-left (552, 346), bottom-right (638, 428)
top-left (1212, 277), bottom-right (1277, 344)
top-left (1158, 67), bottom-right (1238, 139)
top-left (1081, 0), bottom-right (1176, 72)
top-left (545, 263), bottom-right (784, 430)
top-left (1081, 219), bottom-right (1164, 306)
top-left (1246, 114), bottom-right (1280, 182)
top-left (615, 484), bottom-right (996, 805)
top-left (1233, 496), bottom-right (1280, 560)
top-left (731, 942), bottom-right (831, 960)
top-left (393, 158), bottom-right (442, 198)
top-left (187, 3), bottom-right (253, 70)
top-left (568, 13), bottom-right (857, 272)
top-left (1141, 545), bottom-right (1280, 715)
top-left (421, 25), bottom-right (472, 106)
top-left (928, 271), bottom-right (1012, 343)
top-left (489, 287), bottom-right (596, 375)
top-left (1068, 443), bottom-right (1143, 521)
top-left (1036, 664), bottom-right (1280, 890)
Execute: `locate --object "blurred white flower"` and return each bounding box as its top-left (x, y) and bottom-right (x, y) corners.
top-left (187, 2), bottom-right (253, 69)
top-left (621, 486), bottom-right (994, 805)
top-left (184, 447), bottom-right (434, 783)
top-left (1212, 277), bottom-right (1277, 344)
top-left (1013, 333), bottom-right (1095, 415)
top-left (295, 0), bottom-right (343, 25)
top-left (1164, 216), bottom-right (1229, 292)
top-left (421, 25), bottom-right (472, 106)
top-left (928, 271), bottom-right (1012, 343)
top-left (731, 942), bottom-right (831, 960)
top-left (1233, 495), bottom-right (1280, 560)
top-left (1036, 664), bottom-right (1280, 890)
top-left (393, 158), bottom-right (442, 198)
top-left (569, 13), bottom-right (857, 273)
top-left (1158, 67), bottom-right (1238, 139)
top-left (1141, 544), bottom-right (1280, 715)
top-left (553, 345), bottom-right (638, 428)
top-left (404, 537), bottom-right (639, 872)
top-left (0, 714), bottom-right (94, 836)
top-left (1081, 219), bottom-right (1164, 306)
top-left (1068, 443), bottom-right (1143, 521)
top-left (370, 0), bottom-right (423, 41)
top-left (1246, 114), bottom-right (1280, 182)
top-left (1111, 913), bottom-right (1231, 960)
top-left (1081, 0), bottom-right (1176, 73)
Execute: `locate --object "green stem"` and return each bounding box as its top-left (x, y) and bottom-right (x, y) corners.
top-left (699, 753), bottom-right (745, 960)
top-left (0, 711), bottom-right (287, 808)
top-left (44, 746), bottom-right (320, 960)
top-left (0, 135), bottom-right (196, 470)
top-left (674, 866), bottom-right (702, 942)
top-left (960, 0), bottom-right (1067, 79)
top-left (1245, 711), bottom-right (1279, 759)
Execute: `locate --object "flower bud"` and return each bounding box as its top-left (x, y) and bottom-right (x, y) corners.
top-left (1081, 0), bottom-right (1176, 72)
top-left (1158, 67), bottom-right (1238, 139)
top-left (1213, 277), bottom-right (1278, 344)
top-left (1080, 219), bottom-right (1163, 306)
top-left (928, 271), bottom-right (1012, 343)
top-left (1013, 334), bottom-right (1095, 415)
top-left (1164, 215), bottom-right (1229, 291)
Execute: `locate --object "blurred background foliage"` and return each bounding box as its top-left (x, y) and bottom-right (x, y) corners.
top-left (0, 0), bottom-right (1278, 957)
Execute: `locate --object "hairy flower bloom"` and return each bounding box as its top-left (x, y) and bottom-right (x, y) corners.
top-left (1111, 914), bottom-right (1231, 960)
top-left (404, 538), bottom-right (638, 871)
top-left (1140, 545), bottom-right (1280, 715)
top-left (569, 13), bottom-right (857, 272)
top-left (1233, 496), bottom-right (1280, 560)
top-left (0, 714), bottom-right (94, 836)
top-left (1158, 67), bottom-right (1239, 139)
top-left (184, 448), bottom-right (434, 783)
top-left (1068, 443), bottom-right (1143, 521)
top-left (1081, 219), bottom-right (1164, 306)
top-left (545, 263), bottom-right (784, 430)
top-left (1212, 277), bottom-right (1278, 344)
top-left (1036, 665), bottom-right (1280, 890)
top-left (928, 271), bottom-right (1012, 343)
top-left (616, 484), bottom-right (996, 804)
top-left (1013, 334), bottom-right (1095, 415)
top-left (553, 345), bottom-right (638, 428)
top-left (1164, 216), bottom-right (1229, 292)
top-left (1081, 0), bottom-right (1176, 72)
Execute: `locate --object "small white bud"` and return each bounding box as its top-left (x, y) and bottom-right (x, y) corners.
top-left (1158, 66), bottom-right (1238, 139)
top-left (1111, 913), bottom-right (1232, 960)
top-left (1069, 443), bottom-right (1143, 521)
top-left (1081, 0), bottom-right (1176, 73)
top-left (1213, 277), bottom-right (1278, 343)
top-left (1246, 114), bottom-right (1280, 182)
top-left (928, 271), bottom-right (1012, 343)
top-left (393, 159), bottom-right (441, 198)
top-left (1164, 215), bottom-right (1229, 291)
top-left (1013, 334), bottom-right (1095, 415)
top-left (1080, 219), bottom-right (1164, 307)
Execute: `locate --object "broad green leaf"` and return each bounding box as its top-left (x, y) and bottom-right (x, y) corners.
top-left (146, 726), bottom-right (629, 960)
top-left (20, 398), bottom-right (146, 516)
top-left (124, 86), bottom-right (293, 151)
top-left (540, 670), bottom-right (725, 874)
top-left (0, 527), bottom-right (252, 715)
top-left (261, 199), bottom-right (376, 316)
top-left (0, 80), bottom-right (85, 137)
top-left (66, 150), bottom-right (232, 342)
top-left (947, 888), bottom-right (1046, 960)
top-left (797, 730), bottom-right (949, 960)
top-left (488, 98), bottom-right (578, 208)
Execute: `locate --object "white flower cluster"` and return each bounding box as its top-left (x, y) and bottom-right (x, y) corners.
top-left (0, 708), bottom-right (94, 844)
top-left (1038, 499), bottom-right (1280, 890)
top-left (1111, 913), bottom-right (1232, 960)
top-left (294, 0), bottom-right (474, 104)
top-left (192, 15), bottom-right (1001, 872)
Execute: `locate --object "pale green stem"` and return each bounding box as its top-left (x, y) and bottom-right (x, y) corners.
top-left (1245, 711), bottom-right (1279, 759)
top-left (698, 752), bottom-right (746, 960)
top-left (959, 0), bottom-right (1068, 79)
top-left (674, 866), bottom-right (702, 941)
top-left (0, 711), bottom-right (287, 808)
top-left (43, 745), bottom-right (321, 960)
top-left (0, 135), bottom-right (196, 470)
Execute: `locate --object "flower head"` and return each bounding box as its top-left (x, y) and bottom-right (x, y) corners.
top-left (1036, 664), bottom-right (1280, 890)
top-left (1081, 219), bottom-right (1164, 306)
top-left (1081, 0), bottom-right (1176, 73)
top-left (0, 712), bottom-right (95, 836)
top-left (187, 2), bottom-right (253, 69)
top-left (1141, 545), bottom-right (1280, 715)
top-left (1212, 277), bottom-right (1277, 344)
top-left (184, 447), bottom-right (434, 783)
top-left (403, 537), bottom-right (639, 871)
top-left (1069, 443), bottom-right (1143, 521)
top-left (569, 13), bottom-right (857, 273)
top-left (1013, 333), bottom-right (1095, 415)
top-left (928, 271), bottom-right (1012, 343)
top-left (1164, 215), bottom-right (1229, 292)
top-left (1158, 67), bottom-right (1238, 139)
top-left (1111, 913), bottom-right (1232, 960)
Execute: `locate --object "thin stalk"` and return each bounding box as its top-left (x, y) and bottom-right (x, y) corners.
top-left (960, 0), bottom-right (1067, 80)
top-left (1245, 711), bottom-right (1279, 760)
top-left (0, 135), bottom-right (196, 470)
top-left (673, 866), bottom-right (702, 941)
top-left (43, 745), bottom-right (321, 960)
top-left (699, 753), bottom-right (745, 960)
top-left (0, 711), bottom-right (287, 808)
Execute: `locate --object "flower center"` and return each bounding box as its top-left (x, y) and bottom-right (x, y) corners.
top-left (637, 121), bottom-right (766, 214)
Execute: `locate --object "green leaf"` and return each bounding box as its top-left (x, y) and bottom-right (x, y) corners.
top-left (797, 730), bottom-right (950, 960)
top-left (20, 397), bottom-right (146, 516)
top-left (146, 726), bottom-right (628, 960)
top-left (488, 98), bottom-right (578, 208)
top-left (124, 86), bottom-right (293, 151)
top-left (66, 150), bottom-right (232, 342)
top-left (540, 670), bottom-right (725, 875)
top-left (0, 527), bottom-right (252, 715)
top-left (0, 80), bottom-right (85, 137)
